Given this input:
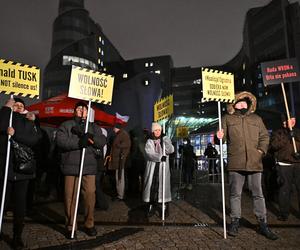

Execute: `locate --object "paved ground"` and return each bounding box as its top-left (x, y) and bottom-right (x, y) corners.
top-left (1, 171), bottom-right (300, 249)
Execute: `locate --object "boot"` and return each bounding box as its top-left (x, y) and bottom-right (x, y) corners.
top-left (258, 219), bottom-right (278, 240)
top-left (145, 203), bottom-right (155, 217)
top-left (12, 223), bottom-right (25, 250)
top-left (228, 218), bottom-right (239, 237)
top-left (159, 203), bottom-right (169, 218)
top-left (164, 203), bottom-right (169, 218)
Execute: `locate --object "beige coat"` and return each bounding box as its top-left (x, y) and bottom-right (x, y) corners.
top-left (222, 91), bottom-right (269, 172)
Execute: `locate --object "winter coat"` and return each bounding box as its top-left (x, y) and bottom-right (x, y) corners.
top-left (143, 136), bottom-right (174, 203)
top-left (56, 117), bottom-right (106, 176)
top-left (108, 129), bottom-right (131, 170)
top-left (204, 146), bottom-right (218, 158)
top-left (0, 106), bottom-right (42, 181)
top-left (181, 144), bottom-right (195, 169)
top-left (270, 127), bottom-right (300, 164)
top-left (221, 91), bottom-right (269, 172)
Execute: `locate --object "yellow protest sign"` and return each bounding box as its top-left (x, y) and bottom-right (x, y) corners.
top-left (0, 59), bottom-right (40, 98)
top-left (68, 66), bottom-right (114, 105)
top-left (176, 126), bottom-right (189, 138)
top-left (154, 94), bottom-right (173, 122)
top-left (201, 68), bottom-right (234, 103)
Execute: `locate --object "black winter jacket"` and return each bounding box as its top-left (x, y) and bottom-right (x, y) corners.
top-left (56, 117), bottom-right (106, 176)
top-left (0, 106), bottom-right (42, 181)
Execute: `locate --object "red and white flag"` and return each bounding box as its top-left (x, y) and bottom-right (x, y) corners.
top-left (116, 112), bottom-right (130, 124)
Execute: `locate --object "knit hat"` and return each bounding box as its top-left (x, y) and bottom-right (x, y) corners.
top-left (281, 113), bottom-right (294, 123)
top-left (75, 101), bottom-right (88, 110)
top-left (151, 122), bottom-right (162, 132)
top-left (14, 97), bottom-right (25, 107)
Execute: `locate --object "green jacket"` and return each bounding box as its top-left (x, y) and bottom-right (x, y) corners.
top-left (222, 91), bottom-right (269, 172)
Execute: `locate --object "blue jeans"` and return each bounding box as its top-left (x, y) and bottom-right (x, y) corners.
top-left (229, 171), bottom-right (267, 221)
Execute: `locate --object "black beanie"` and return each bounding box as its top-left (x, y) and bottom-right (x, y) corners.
top-left (75, 101), bottom-right (88, 110)
top-left (14, 97), bottom-right (25, 107)
top-left (281, 113), bottom-right (294, 123)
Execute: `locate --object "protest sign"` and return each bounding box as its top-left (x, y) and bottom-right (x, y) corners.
top-left (154, 94), bottom-right (173, 122)
top-left (201, 68), bottom-right (234, 103)
top-left (68, 65), bottom-right (114, 105)
top-left (0, 59), bottom-right (40, 98)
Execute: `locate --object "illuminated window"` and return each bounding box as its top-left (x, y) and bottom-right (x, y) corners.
top-left (123, 73), bottom-right (128, 78)
top-left (155, 70), bottom-right (160, 74)
top-left (150, 62), bottom-right (154, 67)
top-left (98, 36), bottom-right (102, 42)
top-left (98, 48), bottom-right (101, 53)
top-left (145, 63), bottom-right (149, 67)
top-left (62, 55), bottom-right (97, 70)
top-left (98, 59), bottom-right (101, 64)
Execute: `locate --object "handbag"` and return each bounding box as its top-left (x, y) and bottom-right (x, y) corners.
top-left (10, 139), bottom-right (36, 175)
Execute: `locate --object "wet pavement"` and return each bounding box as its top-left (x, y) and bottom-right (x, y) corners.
top-left (1, 171), bottom-right (300, 249)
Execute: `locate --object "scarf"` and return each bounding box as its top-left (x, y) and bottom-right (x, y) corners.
top-left (154, 139), bottom-right (162, 153)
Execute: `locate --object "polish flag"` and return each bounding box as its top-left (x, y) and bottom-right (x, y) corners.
top-left (116, 112), bottom-right (130, 124)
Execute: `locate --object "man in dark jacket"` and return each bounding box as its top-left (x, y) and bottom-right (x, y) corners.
top-left (108, 124), bottom-right (131, 201)
top-left (204, 142), bottom-right (218, 182)
top-left (56, 102), bottom-right (106, 239)
top-left (179, 138), bottom-right (195, 190)
top-left (217, 91), bottom-right (278, 240)
top-left (0, 97), bottom-right (41, 249)
top-left (270, 115), bottom-right (300, 221)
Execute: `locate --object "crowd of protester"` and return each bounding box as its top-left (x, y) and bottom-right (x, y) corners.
top-left (1, 91), bottom-right (300, 248)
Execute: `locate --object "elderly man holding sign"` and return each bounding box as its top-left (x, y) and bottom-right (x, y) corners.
top-left (217, 91), bottom-right (278, 240)
top-left (57, 65), bottom-right (113, 239)
top-left (56, 101), bottom-right (106, 239)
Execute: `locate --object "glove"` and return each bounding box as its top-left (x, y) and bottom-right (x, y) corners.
top-left (161, 156), bottom-right (167, 162)
top-left (79, 133), bottom-right (90, 148)
top-left (71, 125), bottom-right (84, 137)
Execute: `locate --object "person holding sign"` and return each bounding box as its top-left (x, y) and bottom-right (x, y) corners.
top-left (143, 123), bottom-right (174, 217)
top-left (0, 97), bottom-right (41, 249)
top-left (270, 115), bottom-right (300, 221)
top-left (216, 91), bottom-right (278, 240)
top-left (56, 102), bottom-right (106, 239)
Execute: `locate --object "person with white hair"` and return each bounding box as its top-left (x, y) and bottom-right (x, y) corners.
top-left (143, 122), bottom-right (174, 217)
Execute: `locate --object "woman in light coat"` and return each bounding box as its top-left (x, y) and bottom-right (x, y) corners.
top-left (143, 122), bottom-right (174, 217)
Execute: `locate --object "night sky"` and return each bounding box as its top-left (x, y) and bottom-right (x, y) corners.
top-left (0, 0), bottom-right (300, 104)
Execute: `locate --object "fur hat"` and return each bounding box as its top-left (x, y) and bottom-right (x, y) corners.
top-left (151, 122), bottom-right (162, 132)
